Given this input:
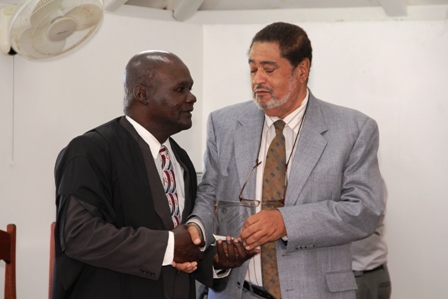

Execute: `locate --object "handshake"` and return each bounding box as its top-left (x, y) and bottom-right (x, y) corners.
top-left (171, 224), bottom-right (259, 273)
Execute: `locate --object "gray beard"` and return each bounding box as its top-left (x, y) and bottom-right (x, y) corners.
top-left (253, 85), bottom-right (292, 111)
top-left (253, 75), bottom-right (295, 111)
top-left (254, 94), bottom-right (289, 110)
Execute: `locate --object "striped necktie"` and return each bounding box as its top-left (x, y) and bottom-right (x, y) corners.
top-left (159, 145), bottom-right (180, 227)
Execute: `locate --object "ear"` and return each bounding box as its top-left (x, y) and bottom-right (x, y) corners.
top-left (133, 84), bottom-right (148, 104)
top-left (295, 58), bottom-right (310, 83)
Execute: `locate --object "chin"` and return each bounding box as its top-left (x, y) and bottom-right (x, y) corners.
top-left (253, 98), bottom-right (268, 110)
top-left (255, 101), bottom-right (276, 112)
top-left (180, 122), bottom-right (193, 131)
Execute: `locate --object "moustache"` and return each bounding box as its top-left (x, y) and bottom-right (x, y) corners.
top-left (253, 85), bottom-right (273, 93)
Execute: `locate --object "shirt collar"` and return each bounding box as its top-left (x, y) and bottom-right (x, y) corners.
top-left (265, 88), bottom-right (309, 133)
top-left (125, 115), bottom-right (171, 160)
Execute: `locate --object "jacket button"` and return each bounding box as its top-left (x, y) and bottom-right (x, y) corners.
top-left (237, 281), bottom-right (241, 288)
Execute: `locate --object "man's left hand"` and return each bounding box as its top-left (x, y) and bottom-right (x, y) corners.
top-left (213, 236), bottom-right (259, 270)
top-left (239, 209), bottom-right (287, 250)
top-left (172, 261), bottom-right (198, 273)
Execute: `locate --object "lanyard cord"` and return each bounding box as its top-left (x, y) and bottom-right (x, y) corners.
top-left (255, 98), bottom-right (310, 169)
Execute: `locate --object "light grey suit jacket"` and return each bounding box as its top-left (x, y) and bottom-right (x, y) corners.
top-left (191, 91), bottom-right (385, 299)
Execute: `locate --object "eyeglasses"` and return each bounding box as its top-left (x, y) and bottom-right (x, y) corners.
top-left (238, 160), bottom-right (288, 210)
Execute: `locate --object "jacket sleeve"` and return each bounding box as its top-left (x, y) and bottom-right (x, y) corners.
top-left (64, 196), bottom-right (169, 280)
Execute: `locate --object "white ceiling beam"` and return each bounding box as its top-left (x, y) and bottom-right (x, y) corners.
top-left (168, 0), bottom-right (205, 21)
top-left (379, 0), bottom-right (407, 16)
top-left (105, 0), bottom-right (128, 12)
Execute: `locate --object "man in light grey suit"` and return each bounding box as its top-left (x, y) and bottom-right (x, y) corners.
top-left (190, 22), bottom-right (385, 299)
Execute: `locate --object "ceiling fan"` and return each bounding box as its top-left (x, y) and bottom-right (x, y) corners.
top-left (0, 0), bottom-right (104, 60)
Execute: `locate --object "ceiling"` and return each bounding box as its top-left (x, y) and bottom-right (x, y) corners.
top-left (1, 0), bottom-right (447, 21)
top-left (115, 0), bottom-right (448, 21)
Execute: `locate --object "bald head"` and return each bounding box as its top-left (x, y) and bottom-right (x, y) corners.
top-left (123, 51), bottom-right (183, 111)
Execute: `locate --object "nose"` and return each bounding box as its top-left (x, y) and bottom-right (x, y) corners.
top-left (186, 91), bottom-right (197, 104)
top-left (251, 69), bottom-right (266, 86)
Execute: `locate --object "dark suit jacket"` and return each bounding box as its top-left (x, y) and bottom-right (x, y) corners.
top-left (53, 117), bottom-right (213, 299)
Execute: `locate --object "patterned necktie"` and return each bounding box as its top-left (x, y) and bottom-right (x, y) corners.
top-left (159, 145), bottom-right (180, 227)
top-left (261, 120), bottom-right (286, 299)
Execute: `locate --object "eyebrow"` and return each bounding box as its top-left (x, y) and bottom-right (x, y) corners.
top-left (248, 59), bottom-right (278, 67)
top-left (176, 81), bottom-right (193, 87)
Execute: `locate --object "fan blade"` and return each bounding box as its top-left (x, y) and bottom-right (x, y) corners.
top-left (64, 4), bottom-right (103, 31)
top-left (15, 27), bottom-right (47, 58)
top-left (34, 26), bottom-right (66, 55)
top-left (17, 24), bottom-right (67, 57)
top-left (30, 0), bottom-right (63, 28)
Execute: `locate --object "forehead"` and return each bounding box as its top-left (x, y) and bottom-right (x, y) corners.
top-left (248, 42), bottom-right (284, 64)
top-left (156, 60), bottom-right (193, 85)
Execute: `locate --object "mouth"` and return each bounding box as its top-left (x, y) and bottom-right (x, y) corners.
top-left (253, 90), bottom-right (271, 100)
top-left (183, 108), bottom-right (193, 116)
top-left (253, 86), bottom-right (272, 97)
top-left (255, 90), bottom-right (269, 95)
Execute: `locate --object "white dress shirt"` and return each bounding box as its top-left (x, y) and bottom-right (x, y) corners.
top-left (246, 90), bottom-right (309, 286)
top-left (126, 115), bottom-right (185, 266)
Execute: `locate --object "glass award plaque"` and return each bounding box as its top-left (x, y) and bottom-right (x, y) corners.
top-left (213, 199), bottom-right (259, 239)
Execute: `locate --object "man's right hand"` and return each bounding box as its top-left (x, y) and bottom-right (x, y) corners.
top-left (172, 224), bottom-right (204, 263)
top-left (186, 223), bottom-right (204, 246)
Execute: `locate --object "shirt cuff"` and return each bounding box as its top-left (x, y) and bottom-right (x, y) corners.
top-left (162, 231), bottom-right (174, 266)
top-left (213, 267), bottom-right (231, 278)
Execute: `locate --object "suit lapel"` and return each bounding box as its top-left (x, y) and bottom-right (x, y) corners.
top-left (180, 167), bottom-right (192, 224)
top-left (169, 140), bottom-right (193, 224)
top-left (286, 94), bottom-right (328, 206)
top-left (234, 106), bottom-right (265, 199)
top-left (120, 118), bottom-right (174, 230)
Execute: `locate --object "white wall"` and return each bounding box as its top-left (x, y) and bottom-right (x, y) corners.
top-left (1, 4), bottom-right (448, 299)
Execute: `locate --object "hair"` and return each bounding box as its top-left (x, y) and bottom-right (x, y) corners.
top-left (123, 67), bottom-right (153, 112)
top-left (250, 22), bottom-right (312, 69)
top-left (122, 51), bottom-right (171, 113)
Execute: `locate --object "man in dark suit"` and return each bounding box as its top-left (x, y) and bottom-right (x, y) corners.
top-left (52, 51), bottom-right (247, 299)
